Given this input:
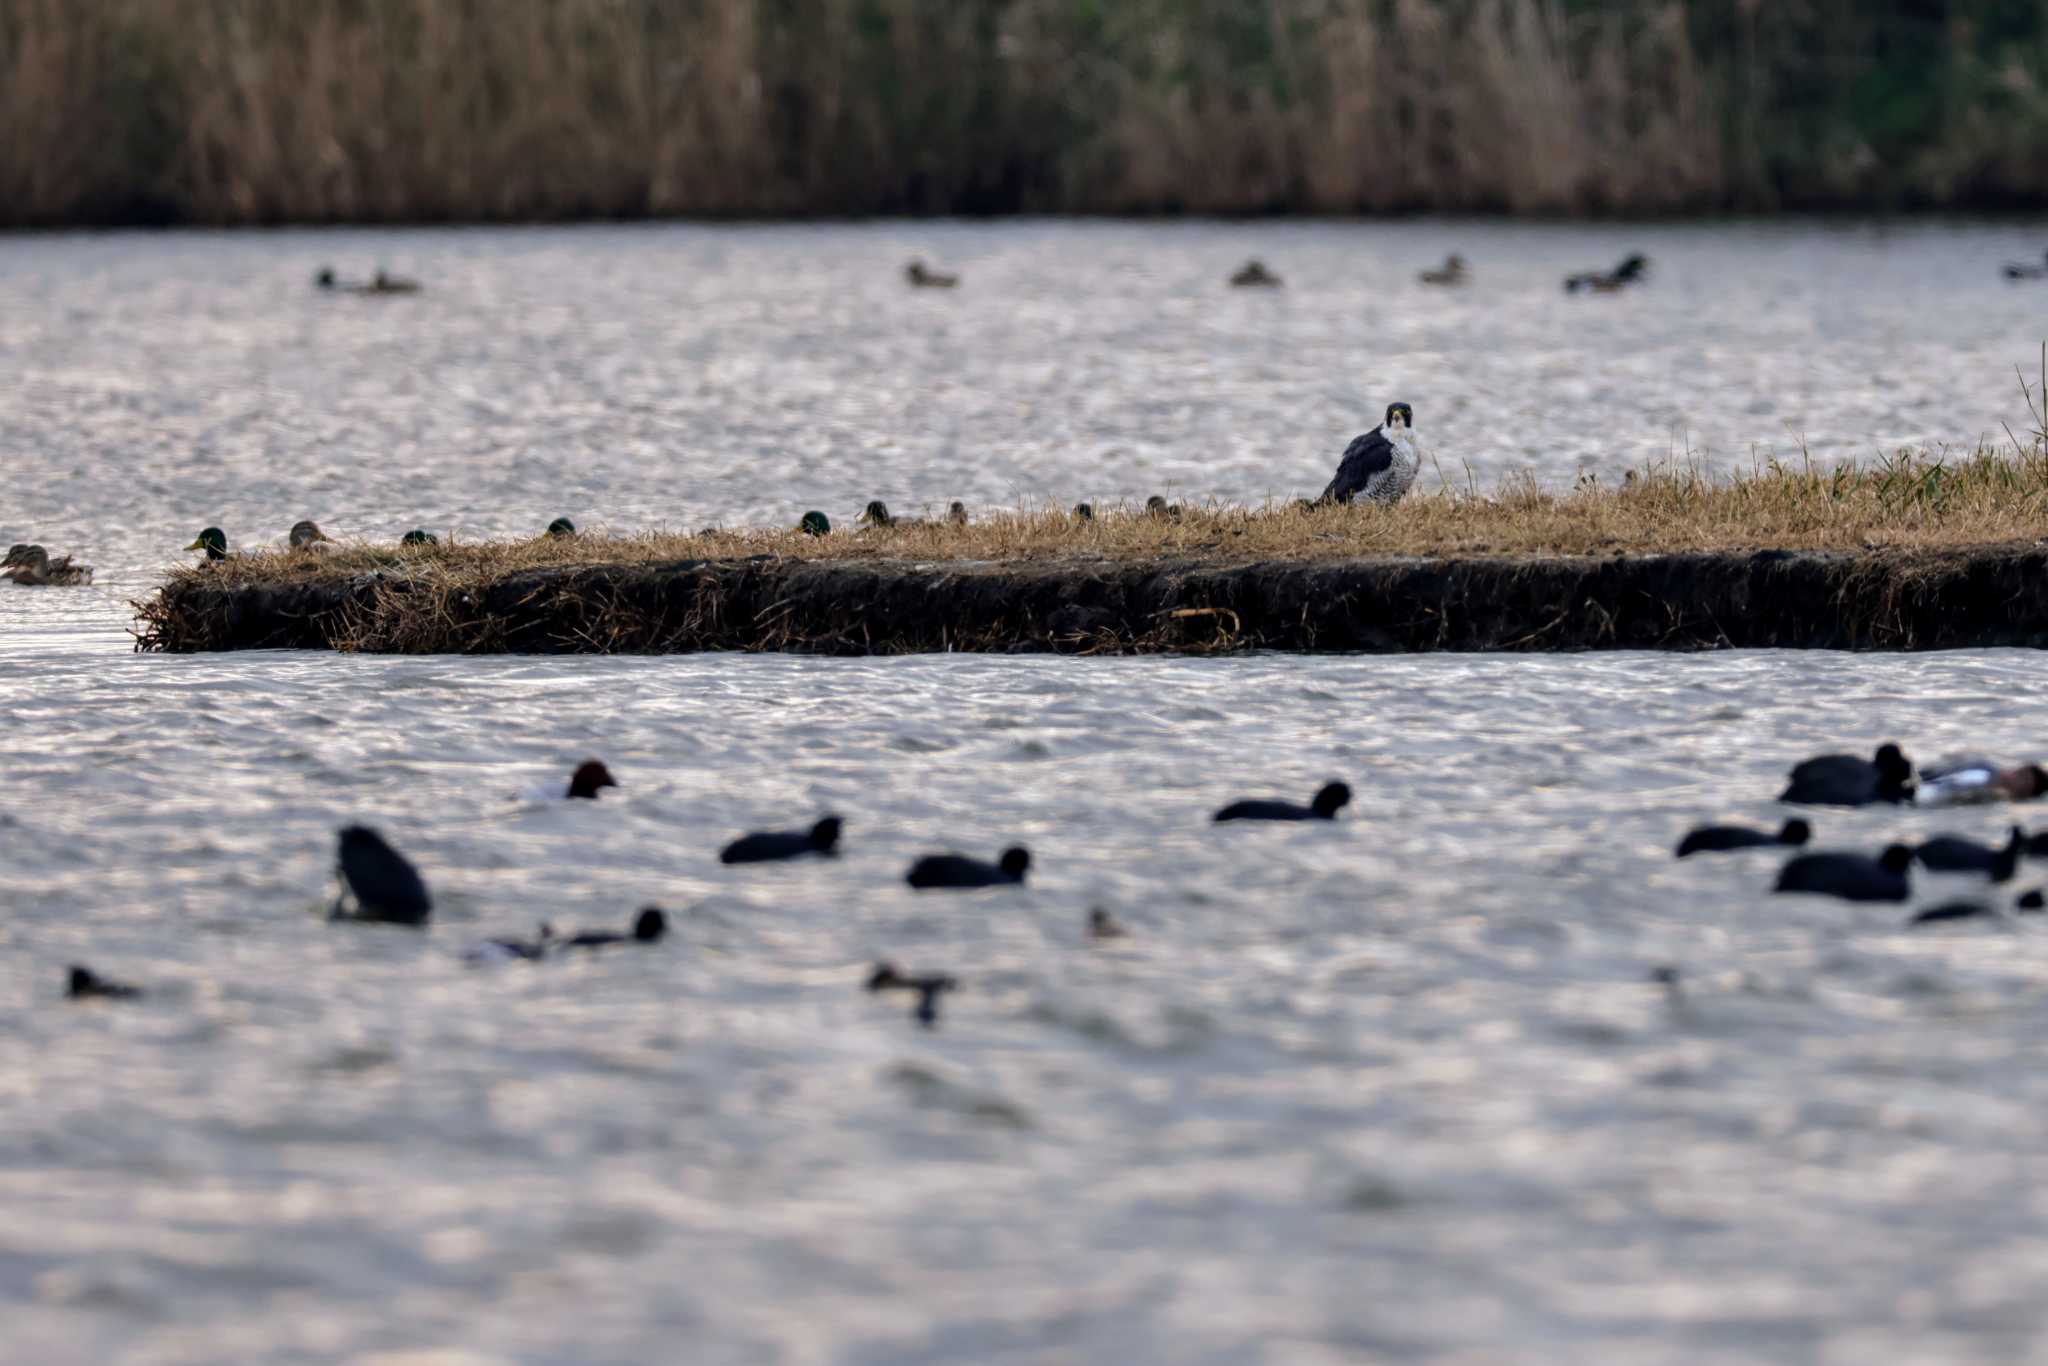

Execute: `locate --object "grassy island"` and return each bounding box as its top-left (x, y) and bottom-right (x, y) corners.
top-left (134, 447), bottom-right (2048, 657)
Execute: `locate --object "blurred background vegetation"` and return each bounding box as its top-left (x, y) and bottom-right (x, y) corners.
top-left (3, 0), bottom-right (2046, 226)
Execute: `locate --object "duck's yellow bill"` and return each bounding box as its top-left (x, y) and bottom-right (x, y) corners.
top-left (184, 538), bottom-right (205, 550)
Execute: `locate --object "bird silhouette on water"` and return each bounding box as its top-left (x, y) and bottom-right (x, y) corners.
top-left (558, 907), bottom-right (668, 950)
top-left (906, 847), bottom-right (1030, 890)
top-left (1779, 744), bottom-right (1913, 807)
top-left (868, 962), bottom-right (957, 1026)
top-left (1914, 827), bottom-right (2022, 881)
top-left (1214, 781), bottom-right (1351, 823)
top-left (1773, 844), bottom-right (1913, 903)
top-left (1676, 818), bottom-right (1811, 858)
top-left (1910, 901), bottom-right (1996, 926)
top-left (1088, 908), bottom-right (1130, 940)
top-left (68, 966), bottom-right (142, 1000)
top-left (720, 816), bottom-right (842, 864)
top-left (332, 826), bottom-right (433, 925)
top-left (565, 760), bottom-right (619, 800)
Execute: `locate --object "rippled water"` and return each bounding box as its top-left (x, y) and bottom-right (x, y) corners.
top-left (8, 221), bottom-right (2048, 1362)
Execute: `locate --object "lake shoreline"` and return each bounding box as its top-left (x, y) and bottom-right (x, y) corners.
top-left (134, 543), bottom-right (2048, 656)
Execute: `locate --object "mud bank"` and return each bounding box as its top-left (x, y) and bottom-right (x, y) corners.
top-left (134, 546), bottom-right (2048, 656)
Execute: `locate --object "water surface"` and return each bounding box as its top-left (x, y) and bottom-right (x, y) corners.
top-left (5, 221), bottom-right (2048, 1363)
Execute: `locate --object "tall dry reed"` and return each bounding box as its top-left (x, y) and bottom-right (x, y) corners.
top-left (4, 0), bottom-right (2046, 225)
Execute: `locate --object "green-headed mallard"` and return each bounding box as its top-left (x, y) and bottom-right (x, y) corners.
top-left (947, 501), bottom-right (969, 526)
top-left (289, 519), bottom-right (336, 551)
top-left (3, 544), bottom-right (28, 568)
top-left (905, 259), bottom-right (959, 289)
top-left (1230, 260), bottom-right (1281, 288)
top-left (799, 511), bottom-right (831, 536)
top-left (401, 529), bottom-right (439, 546)
top-left (186, 527), bottom-right (229, 560)
top-left (1419, 254), bottom-right (1468, 286)
top-left (545, 517), bottom-right (576, 539)
top-left (1072, 503), bottom-right (1094, 522)
top-left (4, 545), bottom-right (93, 586)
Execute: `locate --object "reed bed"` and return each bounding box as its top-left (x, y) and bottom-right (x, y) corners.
top-left (8, 0), bottom-right (2047, 225)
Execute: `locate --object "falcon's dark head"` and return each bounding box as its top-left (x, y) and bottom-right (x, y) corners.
top-left (1384, 402), bottom-right (1414, 430)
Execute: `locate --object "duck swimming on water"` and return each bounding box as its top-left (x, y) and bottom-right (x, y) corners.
top-left (68, 966), bottom-right (142, 1000)
top-left (1565, 254), bottom-right (1648, 293)
top-left (906, 847), bottom-right (1030, 890)
top-left (1780, 743), bottom-right (1913, 806)
top-left (905, 260), bottom-right (958, 289)
top-left (1214, 781), bottom-right (1351, 823)
top-left (720, 816), bottom-right (842, 864)
top-left (332, 826), bottom-right (433, 926)
top-left (564, 760), bottom-right (619, 801)
top-left (1419, 254), bottom-right (1468, 286)
top-left (558, 907), bottom-right (668, 950)
top-left (1230, 259), bottom-right (1281, 287)
top-left (4, 546), bottom-right (93, 586)
top-left (867, 961), bottom-right (958, 1026)
top-left (1772, 844), bottom-right (1913, 903)
top-left (1914, 827), bottom-right (2022, 881)
top-left (1676, 818), bottom-right (1811, 858)
top-left (2004, 251), bottom-right (2048, 281)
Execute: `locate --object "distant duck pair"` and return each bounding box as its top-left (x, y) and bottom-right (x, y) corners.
top-left (3, 544), bottom-right (92, 586)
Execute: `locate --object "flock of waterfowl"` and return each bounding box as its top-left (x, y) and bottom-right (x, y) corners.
top-left (68, 767), bottom-right (1348, 1026)
top-left (1675, 742), bottom-right (2048, 927)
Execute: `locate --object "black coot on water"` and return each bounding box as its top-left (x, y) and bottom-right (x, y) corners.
top-left (1214, 781), bottom-right (1351, 823)
top-left (1772, 845), bottom-right (1913, 903)
top-left (720, 817), bottom-right (842, 864)
top-left (1676, 819), bottom-right (1811, 857)
top-left (906, 847), bottom-right (1030, 890)
top-left (1779, 744), bottom-right (1913, 807)
top-left (333, 826), bottom-right (433, 925)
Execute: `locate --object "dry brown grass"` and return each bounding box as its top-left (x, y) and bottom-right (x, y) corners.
top-left (18, 0), bottom-right (2029, 224)
top-left (159, 444), bottom-right (2048, 600)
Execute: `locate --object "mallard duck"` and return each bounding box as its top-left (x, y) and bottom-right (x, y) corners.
top-left (1230, 259), bottom-right (1281, 288)
top-left (4, 545), bottom-right (93, 586)
top-left (186, 527), bottom-right (229, 560)
top-left (1145, 495), bottom-right (1183, 522)
top-left (799, 511), bottom-right (831, 536)
top-left (1072, 503), bottom-right (1094, 522)
top-left (948, 501), bottom-right (969, 526)
top-left (2, 544), bottom-right (28, 568)
top-left (1419, 254), bottom-right (1468, 286)
top-left (1565, 254), bottom-right (1648, 293)
top-left (289, 520), bottom-right (336, 552)
top-left (856, 499), bottom-right (898, 528)
top-left (905, 259), bottom-right (959, 288)
top-left (1088, 908), bottom-right (1130, 940)
top-left (367, 270), bottom-right (420, 295)
top-left (401, 529), bottom-right (439, 546)
top-left (545, 517), bottom-right (576, 539)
